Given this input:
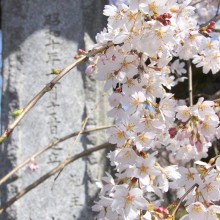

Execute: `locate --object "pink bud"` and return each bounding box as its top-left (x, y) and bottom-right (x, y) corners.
top-left (162, 13), bottom-right (169, 18)
top-left (155, 207), bottom-right (164, 213)
top-left (85, 64), bottom-right (96, 76)
top-left (208, 24), bottom-right (215, 29)
top-left (157, 16), bottom-right (164, 23)
top-left (163, 208), bottom-right (169, 214)
top-left (74, 55), bottom-right (80, 60)
top-left (115, 88), bottom-right (120, 93)
top-left (206, 28), bottom-right (212, 33)
top-left (162, 13), bottom-right (172, 19)
top-left (78, 48), bottom-right (86, 54)
top-left (163, 20), bottom-right (171, 26)
top-left (169, 127), bottom-right (177, 138)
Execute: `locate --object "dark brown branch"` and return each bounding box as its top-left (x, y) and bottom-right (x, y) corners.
top-left (0, 142), bottom-right (115, 215)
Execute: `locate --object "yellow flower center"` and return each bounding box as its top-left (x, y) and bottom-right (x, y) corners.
top-left (186, 172), bottom-right (195, 180)
top-left (117, 130), bottom-right (124, 139)
top-left (149, 3), bottom-right (157, 13)
top-left (140, 165), bottom-right (148, 174)
top-left (204, 183), bottom-right (213, 192)
top-left (155, 29), bottom-right (164, 39)
top-left (193, 204), bottom-right (202, 213)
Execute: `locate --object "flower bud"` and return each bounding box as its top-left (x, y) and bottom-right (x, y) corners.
top-left (74, 55), bottom-right (81, 60)
top-left (163, 13), bottom-right (172, 19)
top-left (85, 64), bottom-right (96, 76)
top-left (163, 20), bottom-right (170, 26)
top-left (169, 127), bottom-right (177, 138)
top-left (206, 28), bottom-right (212, 33)
top-left (78, 48), bottom-right (86, 54)
top-left (210, 21), bottom-right (215, 25)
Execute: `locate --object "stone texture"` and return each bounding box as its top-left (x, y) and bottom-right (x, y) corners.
top-left (0, 0), bottom-right (110, 219)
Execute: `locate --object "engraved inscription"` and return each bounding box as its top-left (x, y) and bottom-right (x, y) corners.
top-left (69, 174), bottom-right (83, 187)
top-left (45, 30), bottom-right (61, 65)
top-left (44, 12), bottom-right (62, 164)
top-left (47, 88), bottom-right (61, 136)
top-left (71, 192), bottom-right (83, 207)
top-left (47, 147), bottom-right (62, 164)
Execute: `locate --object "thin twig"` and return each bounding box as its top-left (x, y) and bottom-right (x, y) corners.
top-left (70, 93), bottom-right (106, 155)
top-left (216, 0), bottom-right (220, 16)
top-left (0, 142), bottom-right (114, 215)
top-left (0, 42), bottom-right (114, 144)
top-left (55, 94), bottom-right (106, 180)
top-left (214, 144), bottom-right (219, 157)
top-left (171, 184), bottom-right (198, 219)
top-left (0, 125), bottom-right (112, 186)
top-left (190, 0), bottom-right (203, 6)
top-left (213, 28), bottom-right (220, 33)
top-left (200, 14), bottom-right (220, 28)
top-left (187, 60), bottom-right (193, 106)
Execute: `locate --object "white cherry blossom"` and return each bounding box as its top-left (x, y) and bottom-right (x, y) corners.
top-left (111, 186), bottom-right (148, 219)
top-left (91, 0), bottom-right (220, 219)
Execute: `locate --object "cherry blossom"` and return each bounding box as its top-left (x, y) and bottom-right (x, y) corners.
top-left (111, 186), bottom-right (148, 219)
top-left (171, 59), bottom-right (187, 75)
top-left (86, 0), bottom-right (220, 219)
top-left (181, 203), bottom-right (220, 220)
top-left (27, 157), bottom-right (38, 171)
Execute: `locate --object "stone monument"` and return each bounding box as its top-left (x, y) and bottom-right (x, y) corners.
top-left (0, 0), bottom-right (109, 219)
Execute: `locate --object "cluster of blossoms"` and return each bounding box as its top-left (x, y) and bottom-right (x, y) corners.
top-left (171, 159), bottom-right (220, 220)
top-left (169, 97), bottom-right (219, 161)
top-left (82, 0), bottom-right (220, 219)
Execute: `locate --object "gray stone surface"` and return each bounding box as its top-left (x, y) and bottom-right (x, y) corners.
top-left (0, 0), bottom-right (110, 219)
